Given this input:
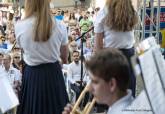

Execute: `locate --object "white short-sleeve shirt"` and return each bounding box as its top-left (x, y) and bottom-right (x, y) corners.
top-left (15, 16), bottom-right (68, 66)
top-left (94, 8), bottom-right (135, 49)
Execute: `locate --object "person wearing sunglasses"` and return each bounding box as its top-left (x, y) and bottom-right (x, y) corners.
top-left (0, 35), bottom-right (7, 49)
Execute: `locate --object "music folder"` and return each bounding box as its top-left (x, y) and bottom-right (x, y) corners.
top-left (126, 90), bottom-right (153, 114)
top-left (138, 50), bottom-right (165, 114)
top-left (0, 71), bottom-right (19, 113)
top-left (152, 48), bottom-right (165, 90)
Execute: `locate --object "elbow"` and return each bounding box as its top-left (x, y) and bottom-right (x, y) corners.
top-left (60, 45), bottom-right (69, 64)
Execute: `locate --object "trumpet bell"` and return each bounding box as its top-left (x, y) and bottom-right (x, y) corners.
top-left (70, 84), bottom-right (96, 114)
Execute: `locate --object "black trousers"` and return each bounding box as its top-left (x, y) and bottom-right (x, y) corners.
top-left (70, 83), bottom-right (81, 100)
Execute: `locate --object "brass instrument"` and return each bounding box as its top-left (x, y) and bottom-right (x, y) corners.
top-left (70, 84), bottom-right (96, 114)
top-left (11, 40), bottom-right (17, 51)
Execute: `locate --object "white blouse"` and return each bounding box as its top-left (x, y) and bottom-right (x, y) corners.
top-left (15, 16), bottom-right (68, 66)
top-left (94, 7), bottom-right (135, 49)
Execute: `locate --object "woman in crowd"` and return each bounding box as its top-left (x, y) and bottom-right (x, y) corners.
top-left (68, 12), bottom-right (77, 32)
top-left (94, 0), bottom-right (138, 97)
top-left (6, 12), bottom-right (14, 35)
top-left (15, 0), bottom-right (69, 114)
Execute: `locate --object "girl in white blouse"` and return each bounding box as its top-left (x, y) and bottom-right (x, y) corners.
top-left (15, 0), bottom-right (69, 114)
top-left (94, 0), bottom-right (138, 97)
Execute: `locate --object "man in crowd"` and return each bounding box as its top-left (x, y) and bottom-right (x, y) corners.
top-left (63, 48), bottom-right (134, 114)
top-left (67, 50), bottom-right (87, 100)
top-left (68, 50), bottom-right (81, 83)
top-left (2, 54), bottom-right (21, 95)
top-left (0, 35), bottom-right (7, 49)
top-left (79, 14), bottom-right (91, 34)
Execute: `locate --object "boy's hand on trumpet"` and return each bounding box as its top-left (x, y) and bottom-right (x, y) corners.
top-left (62, 104), bottom-right (73, 114)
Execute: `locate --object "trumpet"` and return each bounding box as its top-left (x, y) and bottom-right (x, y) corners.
top-left (11, 40), bottom-right (17, 51)
top-left (70, 84), bottom-right (96, 114)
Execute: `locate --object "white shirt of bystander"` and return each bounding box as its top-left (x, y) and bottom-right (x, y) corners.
top-left (67, 61), bottom-right (88, 84)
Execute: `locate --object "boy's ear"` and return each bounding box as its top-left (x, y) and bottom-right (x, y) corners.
top-left (109, 78), bottom-right (117, 92)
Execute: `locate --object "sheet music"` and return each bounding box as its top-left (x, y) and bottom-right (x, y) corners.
top-left (138, 50), bottom-right (165, 114)
top-left (147, 37), bottom-right (157, 47)
top-left (152, 48), bottom-right (165, 90)
top-left (136, 37), bottom-right (157, 55)
top-left (0, 72), bottom-right (19, 113)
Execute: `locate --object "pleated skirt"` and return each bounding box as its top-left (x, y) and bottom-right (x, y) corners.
top-left (17, 62), bottom-right (69, 114)
top-left (119, 47), bottom-right (136, 97)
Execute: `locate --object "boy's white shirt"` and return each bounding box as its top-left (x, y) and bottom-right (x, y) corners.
top-left (107, 90), bottom-right (134, 114)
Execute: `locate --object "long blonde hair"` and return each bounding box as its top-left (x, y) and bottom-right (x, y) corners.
top-left (25, 0), bottom-right (53, 42)
top-left (104, 0), bottom-right (138, 32)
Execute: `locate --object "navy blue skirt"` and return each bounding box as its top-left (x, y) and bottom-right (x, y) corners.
top-left (17, 62), bottom-right (69, 114)
top-left (119, 47), bottom-right (136, 97)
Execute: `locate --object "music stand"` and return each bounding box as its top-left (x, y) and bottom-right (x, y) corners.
top-left (75, 27), bottom-right (94, 90)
